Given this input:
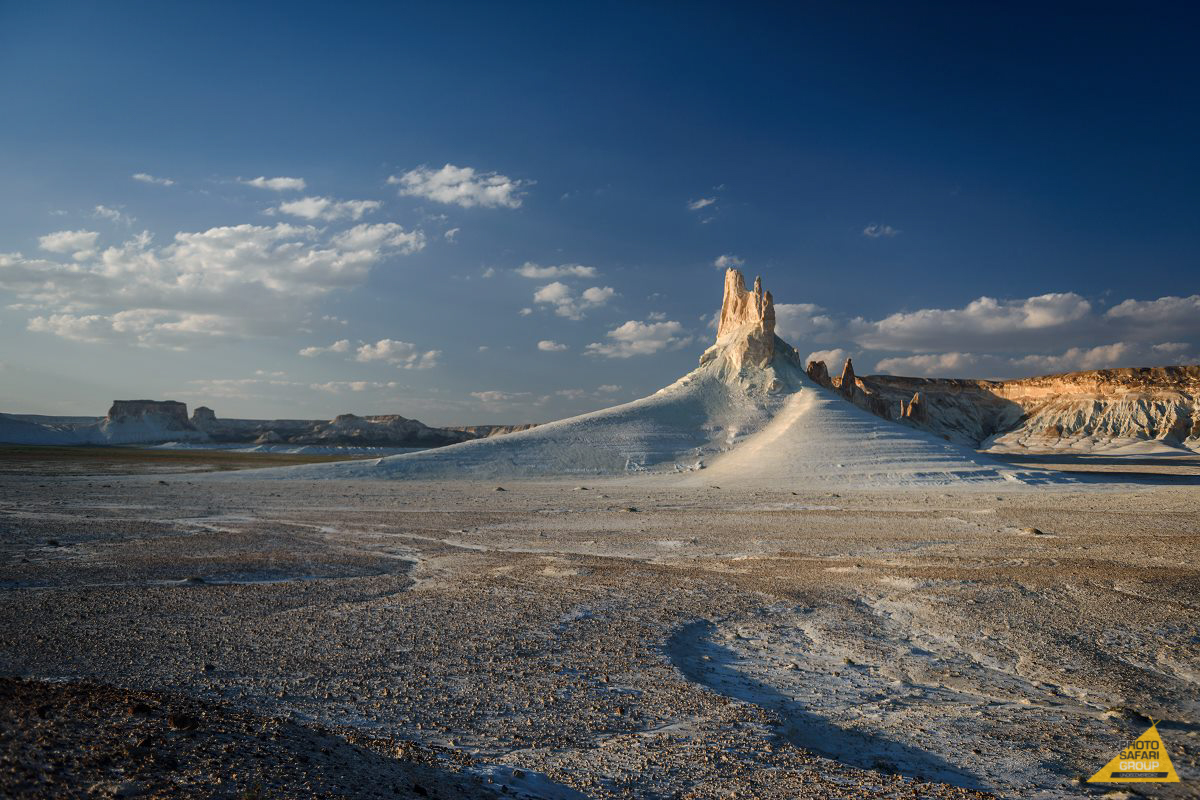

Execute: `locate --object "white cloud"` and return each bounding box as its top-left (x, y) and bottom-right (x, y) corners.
top-left (389, 164), bottom-right (528, 209)
top-left (874, 352), bottom-right (982, 376)
top-left (1106, 295), bottom-right (1200, 335)
top-left (28, 309), bottom-right (233, 347)
top-left (804, 348), bottom-right (849, 368)
top-left (38, 230), bottom-right (99, 261)
top-left (241, 176), bottom-right (307, 191)
top-left (471, 390), bottom-right (531, 404)
top-left (273, 196), bottom-right (381, 221)
top-left (598, 384), bottom-right (621, 393)
top-left (863, 223), bottom-right (900, 238)
top-left (299, 339), bottom-right (351, 357)
top-left (688, 197), bottom-right (716, 211)
top-left (774, 303), bottom-right (838, 343)
top-left (7, 220), bottom-right (424, 347)
top-left (515, 262), bottom-right (597, 279)
top-left (713, 254), bottom-right (743, 269)
top-left (93, 205), bottom-right (134, 225)
top-left (444, 227), bottom-right (460, 242)
top-left (873, 341), bottom-right (1198, 378)
top-left (518, 307), bottom-right (533, 316)
top-left (537, 339), bottom-right (568, 352)
top-left (532, 282), bottom-right (615, 320)
top-left (132, 172), bottom-right (174, 186)
top-left (355, 339), bottom-right (440, 369)
top-left (310, 380), bottom-right (398, 393)
top-left (586, 319), bottom-right (691, 358)
top-left (330, 222), bottom-right (425, 255)
top-left (854, 293), bottom-right (1093, 351)
top-left (1010, 343), bottom-right (1138, 373)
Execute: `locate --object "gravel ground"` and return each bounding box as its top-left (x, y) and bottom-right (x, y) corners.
top-left (1, 472), bottom-right (1197, 798)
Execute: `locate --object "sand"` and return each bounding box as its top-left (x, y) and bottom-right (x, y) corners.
top-left (1, 467), bottom-right (1197, 798)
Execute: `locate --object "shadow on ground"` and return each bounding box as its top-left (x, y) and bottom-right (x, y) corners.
top-left (667, 619), bottom-right (989, 791)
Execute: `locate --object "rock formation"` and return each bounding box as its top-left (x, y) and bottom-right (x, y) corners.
top-left (844, 367), bottom-right (1200, 452)
top-left (901, 391), bottom-right (926, 423)
top-left (835, 358), bottom-right (857, 400)
top-left (700, 269), bottom-right (777, 371)
top-left (806, 360), bottom-right (832, 389)
top-left (191, 406), bottom-right (217, 428)
top-left (106, 400), bottom-right (193, 431)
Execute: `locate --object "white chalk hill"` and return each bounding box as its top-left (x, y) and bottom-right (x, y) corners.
top-left (275, 269), bottom-right (1057, 487)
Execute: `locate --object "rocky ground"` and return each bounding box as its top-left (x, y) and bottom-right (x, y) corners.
top-left (1, 468), bottom-right (1198, 798)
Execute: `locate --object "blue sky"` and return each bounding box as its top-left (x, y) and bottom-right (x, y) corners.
top-left (1, 2), bottom-right (1197, 423)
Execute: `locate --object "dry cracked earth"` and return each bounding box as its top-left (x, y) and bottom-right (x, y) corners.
top-left (1, 467), bottom-right (1198, 799)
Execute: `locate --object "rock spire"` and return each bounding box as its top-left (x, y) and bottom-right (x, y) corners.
top-left (700, 268), bottom-right (777, 370)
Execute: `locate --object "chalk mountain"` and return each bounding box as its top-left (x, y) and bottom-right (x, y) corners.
top-left (274, 269), bottom-right (1062, 487)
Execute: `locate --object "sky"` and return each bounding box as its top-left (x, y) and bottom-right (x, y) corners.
top-left (1, 1), bottom-right (1197, 425)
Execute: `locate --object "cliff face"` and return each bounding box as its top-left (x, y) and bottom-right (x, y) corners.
top-left (107, 400), bottom-right (193, 430)
top-left (805, 364), bottom-right (1200, 452)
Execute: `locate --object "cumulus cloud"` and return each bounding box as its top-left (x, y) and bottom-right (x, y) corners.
top-left (712, 254), bottom-right (743, 269)
top-left (775, 303), bottom-right (839, 344)
top-left (532, 282), bottom-right (615, 320)
top-left (93, 205), bottom-right (135, 225)
top-left (1105, 295), bottom-right (1200, 338)
top-left (132, 173), bottom-right (174, 186)
top-left (299, 339), bottom-right (351, 357)
top-left (6, 220), bottom-right (425, 347)
top-left (389, 164), bottom-right (528, 209)
top-left (38, 230), bottom-right (99, 261)
top-left (471, 390), bottom-right (532, 404)
top-left (273, 196), bottom-right (381, 221)
top-left (804, 348), bottom-right (850, 368)
top-left (355, 339), bottom-right (440, 369)
top-left (769, 288), bottom-right (1199, 379)
top-left (874, 341), bottom-right (1198, 378)
top-left (586, 319), bottom-right (691, 358)
top-left (863, 223), bottom-right (900, 238)
top-left (310, 380), bottom-right (398, 393)
top-left (853, 293), bottom-right (1093, 351)
top-left (241, 176), bottom-right (306, 191)
top-left (330, 222), bottom-right (425, 255)
top-left (537, 339), bottom-right (568, 352)
top-left (444, 227), bottom-right (460, 242)
top-left (516, 262), bottom-right (597, 279)
top-left (598, 384), bottom-right (621, 393)
top-left (874, 352), bottom-right (984, 376)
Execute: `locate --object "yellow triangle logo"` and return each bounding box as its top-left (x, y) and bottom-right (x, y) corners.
top-left (1088, 722), bottom-right (1180, 783)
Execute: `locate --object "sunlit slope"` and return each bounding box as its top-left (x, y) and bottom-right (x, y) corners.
top-left (676, 378), bottom-right (1064, 488)
top-left (268, 358), bottom-right (792, 480)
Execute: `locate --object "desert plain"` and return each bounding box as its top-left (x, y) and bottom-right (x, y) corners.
top-left (1, 453), bottom-right (1197, 799)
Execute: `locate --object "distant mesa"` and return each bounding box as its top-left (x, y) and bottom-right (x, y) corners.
top-left (1, 400), bottom-right (536, 449)
top-left (108, 400), bottom-right (193, 431)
